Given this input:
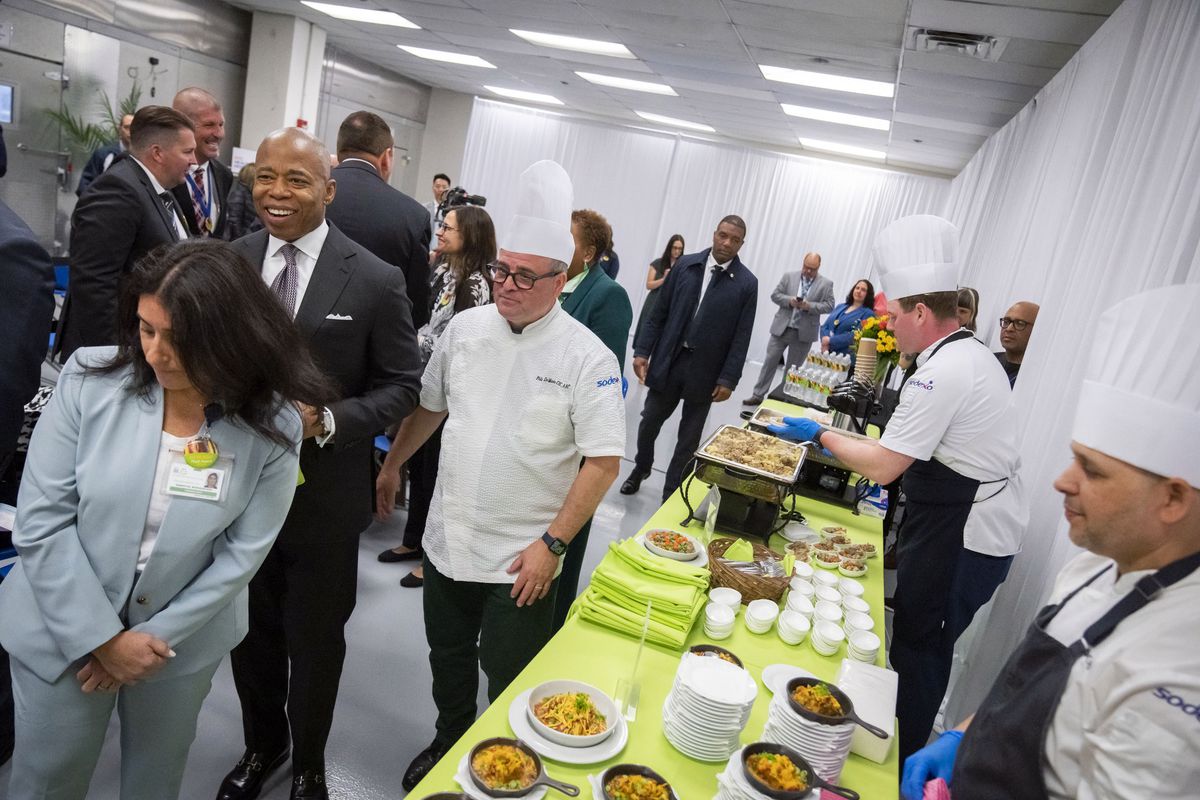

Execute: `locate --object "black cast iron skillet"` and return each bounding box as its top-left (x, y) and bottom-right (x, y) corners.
top-left (742, 742), bottom-right (859, 800)
top-left (688, 644), bottom-right (744, 669)
top-left (599, 764), bottom-right (678, 800)
top-left (785, 677), bottom-right (889, 740)
top-left (468, 737), bottom-right (580, 798)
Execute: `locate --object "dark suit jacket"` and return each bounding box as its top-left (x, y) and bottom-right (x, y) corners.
top-left (0, 200), bottom-right (54, 466)
top-left (230, 224), bottom-right (423, 537)
top-left (76, 142), bottom-right (122, 197)
top-left (325, 160), bottom-right (433, 328)
top-left (57, 156), bottom-right (183, 362)
top-left (561, 266), bottom-right (633, 372)
top-left (635, 248), bottom-right (758, 402)
top-left (171, 158), bottom-right (234, 240)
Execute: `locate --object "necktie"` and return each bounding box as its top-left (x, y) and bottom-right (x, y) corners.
top-left (159, 192), bottom-right (183, 241)
top-left (190, 167), bottom-right (210, 236)
top-left (271, 243), bottom-right (299, 317)
top-left (685, 266), bottom-right (722, 346)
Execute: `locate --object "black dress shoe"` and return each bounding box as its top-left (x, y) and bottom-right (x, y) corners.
top-left (741, 396), bottom-right (764, 406)
top-left (291, 771), bottom-right (329, 800)
top-left (619, 469), bottom-right (648, 495)
top-left (400, 570), bottom-right (424, 588)
top-left (215, 748), bottom-right (290, 800)
top-left (402, 742), bottom-right (449, 792)
top-left (378, 546), bottom-right (423, 563)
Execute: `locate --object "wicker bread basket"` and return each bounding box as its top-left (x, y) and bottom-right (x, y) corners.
top-left (706, 537), bottom-right (790, 603)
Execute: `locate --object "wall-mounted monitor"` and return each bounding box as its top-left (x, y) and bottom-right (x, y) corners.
top-left (0, 84), bottom-right (13, 125)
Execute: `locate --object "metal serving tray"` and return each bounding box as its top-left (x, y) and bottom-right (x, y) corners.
top-left (695, 424), bottom-right (807, 486)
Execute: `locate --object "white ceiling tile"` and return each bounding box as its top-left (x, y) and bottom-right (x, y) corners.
top-left (901, 50), bottom-right (1059, 87)
top-left (910, 0), bottom-right (1105, 45)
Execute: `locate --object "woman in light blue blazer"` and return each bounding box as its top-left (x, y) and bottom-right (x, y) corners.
top-left (0, 241), bottom-right (332, 799)
top-left (820, 278), bottom-right (877, 355)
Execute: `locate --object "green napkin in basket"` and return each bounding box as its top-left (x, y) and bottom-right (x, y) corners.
top-left (723, 538), bottom-right (755, 562)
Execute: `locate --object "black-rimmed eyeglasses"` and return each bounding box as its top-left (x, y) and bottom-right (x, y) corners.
top-left (438, 222), bottom-right (458, 232)
top-left (488, 262), bottom-right (560, 290)
top-left (998, 317), bottom-right (1031, 331)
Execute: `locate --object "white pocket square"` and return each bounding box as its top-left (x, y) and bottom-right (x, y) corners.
top-left (325, 313), bottom-right (353, 321)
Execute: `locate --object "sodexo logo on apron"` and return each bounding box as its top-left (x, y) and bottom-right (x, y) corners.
top-left (1153, 687), bottom-right (1200, 721)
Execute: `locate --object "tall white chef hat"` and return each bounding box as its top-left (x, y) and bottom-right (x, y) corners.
top-left (1073, 283), bottom-right (1200, 487)
top-left (873, 215), bottom-right (960, 300)
top-left (500, 159), bottom-right (575, 267)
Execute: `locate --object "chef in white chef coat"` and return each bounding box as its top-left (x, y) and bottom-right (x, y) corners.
top-left (902, 282), bottom-right (1200, 800)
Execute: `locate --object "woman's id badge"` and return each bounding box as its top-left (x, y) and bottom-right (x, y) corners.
top-left (162, 451), bottom-right (235, 502)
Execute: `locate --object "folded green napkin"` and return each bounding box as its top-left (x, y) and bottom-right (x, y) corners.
top-left (723, 538), bottom-right (755, 562)
top-left (568, 588), bottom-right (696, 649)
top-left (610, 537), bottom-right (710, 589)
top-left (782, 552), bottom-right (795, 575)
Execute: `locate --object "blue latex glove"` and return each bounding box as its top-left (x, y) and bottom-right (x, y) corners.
top-left (901, 730), bottom-right (963, 800)
top-left (768, 416), bottom-right (822, 443)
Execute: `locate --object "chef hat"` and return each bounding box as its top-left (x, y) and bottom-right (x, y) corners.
top-left (500, 159), bottom-right (575, 267)
top-left (1073, 283), bottom-right (1200, 486)
top-left (873, 215), bottom-right (960, 300)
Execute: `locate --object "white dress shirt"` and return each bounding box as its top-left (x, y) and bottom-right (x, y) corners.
top-left (129, 156), bottom-right (189, 241)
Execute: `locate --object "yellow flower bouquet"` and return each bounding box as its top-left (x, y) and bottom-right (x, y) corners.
top-left (854, 315), bottom-right (900, 382)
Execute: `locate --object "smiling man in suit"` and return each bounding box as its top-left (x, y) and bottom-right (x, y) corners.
top-left (743, 251), bottom-right (835, 405)
top-left (171, 87), bottom-right (234, 239)
top-left (326, 111), bottom-right (432, 327)
top-left (56, 106), bottom-right (195, 363)
top-left (622, 215), bottom-right (759, 501)
top-left (218, 128), bottom-right (423, 800)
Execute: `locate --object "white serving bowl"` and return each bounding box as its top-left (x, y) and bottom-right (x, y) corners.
top-left (838, 578), bottom-right (866, 599)
top-left (841, 595), bottom-right (870, 616)
top-left (705, 602), bottom-right (736, 627)
top-left (814, 600), bottom-right (843, 624)
top-left (642, 529), bottom-right (702, 561)
top-left (785, 593), bottom-right (815, 618)
top-left (704, 623), bottom-right (734, 640)
top-left (777, 611), bottom-right (811, 645)
top-left (812, 571), bottom-right (839, 589)
top-left (843, 610), bottom-right (875, 633)
top-left (790, 582), bottom-right (816, 602)
top-left (709, 587), bottom-right (742, 609)
top-left (747, 599), bottom-right (780, 624)
top-left (849, 629), bottom-right (881, 654)
top-left (792, 561), bottom-right (815, 580)
top-left (526, 679), bottom-right (619, 747)
top-left (815, 585), bottom-right (841, 605)
top-left (810, 621), bottom-right (846, 656)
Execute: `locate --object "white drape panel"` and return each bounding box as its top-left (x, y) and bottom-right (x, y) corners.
top-left (460, 100), bottom-right (948, 363)
top-left (944, 0), bottom-right (1200, 723)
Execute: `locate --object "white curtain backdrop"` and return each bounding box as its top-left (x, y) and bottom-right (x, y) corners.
top-left (943, 0), bottom-right (1200, 722)
top-left (460, 100), bottom-right (949, 365)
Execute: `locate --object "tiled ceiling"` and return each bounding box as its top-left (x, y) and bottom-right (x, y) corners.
top-left (228, 0), bottom-right (1120, 175)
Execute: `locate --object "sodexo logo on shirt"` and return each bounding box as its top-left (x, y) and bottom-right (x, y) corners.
top-left (907, 377), bottom-right (935, 391)
top-left (596, 376), bottom-right (620, 388)
top-left (1153, 687), bottom-right (1200, 722)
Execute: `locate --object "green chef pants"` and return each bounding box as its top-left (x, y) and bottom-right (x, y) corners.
top-left (423, 558), bottom-right (559, 749)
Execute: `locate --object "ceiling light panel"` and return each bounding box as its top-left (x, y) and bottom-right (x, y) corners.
top-left (398, 46), bottom-right (496, 68)
top-left (761, 65), bottom-right (894, 98)
top-left (575, 72), bottom-right (677, 96)
top-left (799, 138), bottom-right (886, 160)
top-left (510, 29), bottom-right (635, 58)
top-left (300, 2), bottom-right (419, 28)
top-left (484, 86), bottom-right (564, 105)
top-left (635, 111), bottom-right (715, 133)
top-left (781, 104), bottom-right (890, 131)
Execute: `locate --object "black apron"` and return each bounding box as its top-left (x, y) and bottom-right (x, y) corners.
top-left (953, 550), bottom-right (1200, 798)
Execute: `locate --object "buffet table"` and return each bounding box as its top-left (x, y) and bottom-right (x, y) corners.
top-left (409, 399), bottom-right (899, 799)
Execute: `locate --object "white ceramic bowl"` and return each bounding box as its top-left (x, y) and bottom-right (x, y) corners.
top-left (841, 596), bottom-right (870, 616)
top-left (785, 593), bottom-right (814, 618)
top-left (745, 616), bottom-right (773, 634)
top-left (815, 586), bottom-right (842, 606)
top-left (526, 680), bottom-right (619, 747)
top-left (747, 599), bottom-right (780, 624)
top-left (704, 624), bottom-right (732, 641)
top-left (820, 526), bottom-right (846, 540)
top-left (843, 611), bottom-right (875, 633)
top-left (709, 587), bottom-right (742, 609)
top-left (790, 581), bottom-right (816, 601)
top-left (838, 561), bottom-right (868, 578)
top-left (792, 561), bottom-right (815, 580)
top-left (811, 621), bottom-right (846, 653)
top-left (778, 610), bottom-right (811, 640)
top-left (778, 626), bottom-right (806, 646)
top-left (849, 629), bottom-right (881, 653)
top-left (642, 529), bottom-right (702, 561)
top-left (705, 602), bottom-right (736, 627)
top-left (812, 571), bottom-right (839, 589)
top-left (814, 600), bottom-right (843, 624)
top-left (788, 575), bottom-right (812, 593)
top-left (838, 578), bottom-right (866, 599)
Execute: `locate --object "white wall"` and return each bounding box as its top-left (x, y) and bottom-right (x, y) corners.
top-left (414, 88), bottom-right (475, 207)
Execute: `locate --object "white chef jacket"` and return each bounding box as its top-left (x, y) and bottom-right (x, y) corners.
top-left (879, 330), bottom-right (1026, 556)
top-left (1042, 550), bottom-right (1200, 798)
top-left (419, 303), bottom-right (627, 583)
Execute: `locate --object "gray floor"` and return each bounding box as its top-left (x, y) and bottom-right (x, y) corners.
top-left (0, 369), bottom-right (781, 799)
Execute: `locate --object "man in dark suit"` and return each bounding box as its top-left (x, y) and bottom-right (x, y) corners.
top-left (326, 111), bottom-right (432, 327)
top-left (217, 128), bottom-right (422, 800)
top-left (55, 106), bottom-right (195, 363)
top-left (171, 87), bottom-right (234, 239)
top-left (75, 113), bottom-right (132, 197)
top-left (622, 215), bottom-right (758, 501)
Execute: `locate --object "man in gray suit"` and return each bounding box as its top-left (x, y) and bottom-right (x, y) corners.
top-left (743, 251), bottom-right (835, 404)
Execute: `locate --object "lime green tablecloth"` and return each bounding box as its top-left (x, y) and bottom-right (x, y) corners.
top-left (409, 401), bottom-right (899, 800)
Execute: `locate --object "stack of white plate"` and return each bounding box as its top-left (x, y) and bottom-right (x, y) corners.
top-left (810, 620), bottom-right (845, 656)
top-left (843, 611), bottom-right (875, 636)
top-left (662, 653), bottom-right (757, 762)
top-left (744, 599), bottom-right (779, 634)
top-left (761, 691), bottom-right (853, 783)
top-left (847, 630), bottom-right (881, 663)
top-left (705, 602), bottom-right (736, 640)
top-left (777, 610), bottom-right (810, 645)
top-left (714, 746), bottom-right (818, 800)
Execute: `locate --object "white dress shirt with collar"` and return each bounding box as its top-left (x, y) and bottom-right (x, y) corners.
top-left (697, 252), bottom-right (733, 308)
top-left (129, 155), bottom-right (189, 241)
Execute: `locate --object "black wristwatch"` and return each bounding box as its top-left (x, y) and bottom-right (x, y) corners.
top-left (541, 531), bottom-right (567, 556)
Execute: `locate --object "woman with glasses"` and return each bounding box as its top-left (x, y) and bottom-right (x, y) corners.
top-left (634, 234), bottom-right (684, 348)
top-left (375, 205), bottom-right (496, 588)
top-left (820, 278), bottom-right (876, 355)
top-left (0, 241), bottom-right (331, 799)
